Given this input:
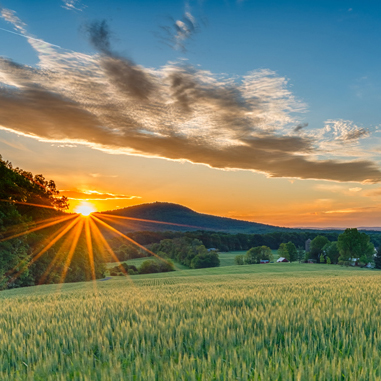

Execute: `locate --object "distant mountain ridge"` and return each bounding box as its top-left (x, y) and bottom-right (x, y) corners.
top-left (97, 202), bottom-right (289, 234)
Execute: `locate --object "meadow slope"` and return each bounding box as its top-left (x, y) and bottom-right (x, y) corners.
top-left (1, 264), bottom-right (381, 380)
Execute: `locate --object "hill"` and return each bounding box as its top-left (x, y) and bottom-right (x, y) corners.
top-left (97, 202), bottom-right (290, 234)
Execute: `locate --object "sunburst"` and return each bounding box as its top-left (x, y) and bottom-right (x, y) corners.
top-left (0, 200), bottom-right (204, 289)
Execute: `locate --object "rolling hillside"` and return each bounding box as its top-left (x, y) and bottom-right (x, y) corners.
top-left (97, 202), bottom-right (289, 234)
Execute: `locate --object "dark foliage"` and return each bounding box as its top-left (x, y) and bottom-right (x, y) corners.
top-left (0, 155), bottom-right (104, 289)
top-left (375, 246), bottom-right (381, 269)
top-left (150, 237), bottom-right (220, 269)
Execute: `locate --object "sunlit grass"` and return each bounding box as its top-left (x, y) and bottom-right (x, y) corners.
top-left (0, 265), bottom-right (380, 380)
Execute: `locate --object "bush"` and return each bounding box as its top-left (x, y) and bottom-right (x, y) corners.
top-left (235, 255), bottom-right (244, 265)
top-left (138, 259), bottom-right (174, 274)
top-left (128, 265), bottom-right (138, 273)
top-left (109, 266), bottom-right (124, 276)
top-left (245, 246), bottom-right (273, 264)
top-left (191, 252), bottom-right (220, 269)
top-left (139, 260), bottom-right (160, 274)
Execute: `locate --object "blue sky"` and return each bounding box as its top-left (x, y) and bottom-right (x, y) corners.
top-left (0, 0), bottom-right (381, 227)
top-left (2, 0), bottom-right (380, 129)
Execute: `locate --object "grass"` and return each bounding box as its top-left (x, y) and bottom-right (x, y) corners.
top-left (107, 257), bottom-right (188, 270)
top-left (107, 249), bottom-right (280, 270)
top-left (0, 263), bottom-right (381, 380)
top-left (219, 249), bottom-right (280, 266)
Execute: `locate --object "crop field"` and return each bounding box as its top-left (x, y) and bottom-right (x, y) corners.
top-left (1, 264), bottom-right (381, 380)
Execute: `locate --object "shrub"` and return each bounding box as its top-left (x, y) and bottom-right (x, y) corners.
top-left (191, 252), bottom-right (220, 269)
top-left (139, 260), bottom-right (160, 274)
top-left (138, 259), bottom-right (174, 274)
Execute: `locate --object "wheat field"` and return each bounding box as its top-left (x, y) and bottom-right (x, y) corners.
top-left (1, 264), bottom-right (381, 380)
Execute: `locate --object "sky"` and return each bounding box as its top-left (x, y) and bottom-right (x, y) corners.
top-left (0, 0), bottom-right (381, 228)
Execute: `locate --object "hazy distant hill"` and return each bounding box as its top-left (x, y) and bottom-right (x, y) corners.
top-left (97, 202), bottom-right (290, 234)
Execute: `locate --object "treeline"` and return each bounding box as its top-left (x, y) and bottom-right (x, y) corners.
top-left (0, 155), bottom-right (104, 289)
top-left (107, 229), bottom-right (381, 264)
top-left (108, 237), bottom-right (220, 270)
top-left (150, 238), bottom-right (220, 269)
top-left (109, 259), bottom-right (175, 276)
top-left (112, 230), bottom-right (342, 254)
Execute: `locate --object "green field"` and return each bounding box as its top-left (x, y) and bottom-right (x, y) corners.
top-left (107, 256), bottom-right (189, 270)
top-left (219, 249), bottom-right (280, 266)
top-left (114, 250), bottom-right (280, 270)
top-left (1, 263), bottom-right (381, 380)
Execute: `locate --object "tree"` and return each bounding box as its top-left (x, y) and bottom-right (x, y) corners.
top-left (139, 260), bottom-right (160, 274)
top-left (375, 246), bottom-right (381, 269)
top-left (297, 247), bottom-right (305, 263)
top-left (323, 241), bottom-right (340, 264)
top-left (116, 244), bottom-right (140, 261)
top-left (310, 236), bottom-right (330, 261)
top-left (235, 255), bottom-right (244, 265)
top-left (191, 252), bottom-right (220, 268)
top-left (327, 257), bottom-right (331, 264)
top-left (338, 228), bottom-right (374, 265)
top-left (320, 254), bottom-right (325, 263)
top-left (277, 243), bottom-right (288, 260)
top-left (246, 246), bottom-right (273, 264)
top-left (285, 242), bottom-right (297, 262)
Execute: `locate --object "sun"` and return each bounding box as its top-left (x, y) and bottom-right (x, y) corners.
top-left (75, 203), bottom-right (96, 216)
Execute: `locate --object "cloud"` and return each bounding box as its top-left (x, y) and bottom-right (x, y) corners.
top-left (293, 123), bottom-right (308, 132)
top-left (0, 12), bottom-right (381, 184)
top-left (90, 173), bottom-right (118, 178)
top-left (364, 188), bottom-right (381, 197)
top-left (86, 20), bottom-right (112, 53)
top-left (323, 119), bottom-right (369, 143)
top-left (0, 8), bottom-right (26, 33)
top-left (60, 190), bottom-right (140, 201)
top-left (314, 184), bottom-right (364, 196)
top-left (157, 4), bottom-right (199, 52)
top-left (62, 0), bottom-right (85, 12)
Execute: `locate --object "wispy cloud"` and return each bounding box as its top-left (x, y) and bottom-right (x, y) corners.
top-left (62, 0), bottom-right (85, 12)
top-left (363, 188), bottom-right (381, 197)
top-left (314, 184), bottom-right (364, 196)
top-left (157, 3), bottom-right (199, 52)
top-left (293, 122), bottom-right (308, 133)
top-left (0, 11), bottom-right (381, 184)
top-left (60, 190), bottom-right (140, 201)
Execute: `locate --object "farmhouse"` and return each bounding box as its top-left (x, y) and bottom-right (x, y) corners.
top-left (260, 259), bottom-right (269, 264)
top-left (277, 257), bottom-right (289, 263)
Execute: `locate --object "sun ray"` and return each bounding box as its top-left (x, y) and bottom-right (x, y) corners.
top-left (0, 199), bottom-right (59, 210)
top-left (38, 224), bottom-right (80, 285)
top-left (96, 212), bottom-right (205, 230)
top-left (6, 216), bottom-right (81, 285)
top-left (0, 214), bottom-right (75, 238)
top-left (88, 217), bottom-right (130, 278)
top-left (85, 217), bottom-right (96, 282)
top-left (0, 214), bottom-right (76, 243)
top-left (59, 219), bottom-right (84, 284)
top-left (91, 215), bottom-right (173, 267)
top-left (5, 216), bottom-right (79, 280)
